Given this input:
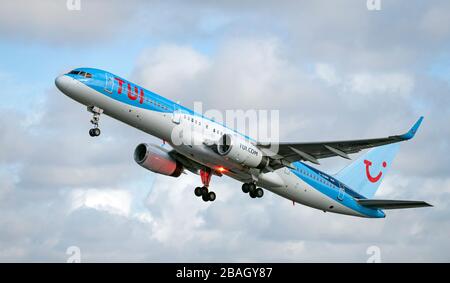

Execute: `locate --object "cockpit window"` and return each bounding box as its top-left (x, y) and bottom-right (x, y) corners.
top-left (68, 70), bottom-right (92, 78)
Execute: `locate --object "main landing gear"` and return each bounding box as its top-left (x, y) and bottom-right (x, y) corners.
top-left (242, 182), bottom-right (264, 199)
top-left (194, 168), bottom-right (216, 202)
top-left (88, 106), bottom-right (103, 137)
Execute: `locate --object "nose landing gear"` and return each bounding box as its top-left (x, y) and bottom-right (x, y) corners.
top-left (194, 168), bottom-right (216, 202)
top-left (89, 128), bottom-right (101, 137)
top-left (87, 106), bottom-right (103, 137)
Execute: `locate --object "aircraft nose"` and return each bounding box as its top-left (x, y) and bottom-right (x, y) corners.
top-left (55, 75), bottom-right (74, 94)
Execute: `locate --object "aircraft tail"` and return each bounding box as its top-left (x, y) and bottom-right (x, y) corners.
top-left (334, 144), bottom-right (400, 198)
top-left (334, 117), bottom-right (423, 199)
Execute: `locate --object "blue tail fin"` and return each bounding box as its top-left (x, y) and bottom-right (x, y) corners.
top-left (334, 144), bottom-right (400, 198)
top-left (334, 116), bottom-right (423, 198)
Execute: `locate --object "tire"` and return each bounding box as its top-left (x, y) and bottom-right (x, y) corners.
top-left (201, 186), bottom-right (208, 196)
top-left (256, 188), bottom-right (264, 198)
top-left (249, 190), bottom-right (257, 198)
top-left (94, 128), bottom-right (101, 136)
top-left (242, 183), bottom-right (250, 193)
top-left (208, 191), bottom-right (216, 202)
top-left (194, 187), bottom-right (202, 197)
top-left (202, 194), bottom-right (210, 202)
top-left (89, 129), bottom-right (95, 137)
top-left (249, 183), bottom-right (256, 193)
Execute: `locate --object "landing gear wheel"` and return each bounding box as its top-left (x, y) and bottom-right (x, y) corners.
top-left (249, 190), bottom-right (257, 198)
top-left (87, 106), bottom-right (103, 137)
top-left (202, 194), bottom-right (210, 202)
top-left (208, 191), bottom-right (216, 202)
top-left (89, 128), bottom-right (101, 137)
top-left (242, 183), bottom-right (250, 193)
top-left (248, 183), bottom-right (256, 193)
top-left (255, 188), bottom-right (264, 198)
top-left (201, 186), bottom-right (209, 196)
top-left (194, 187), bottom-right (202, 197)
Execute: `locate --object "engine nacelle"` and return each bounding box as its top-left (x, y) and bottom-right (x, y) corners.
top-left (134, 143), bottom-right (183, 177)
top-left (217, 134), bottom-right (268, 169)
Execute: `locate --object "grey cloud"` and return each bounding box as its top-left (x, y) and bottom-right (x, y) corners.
top-left (1, 153), bottom-right (449, 262)
top-left (0, 0), bottom-right (136, 44)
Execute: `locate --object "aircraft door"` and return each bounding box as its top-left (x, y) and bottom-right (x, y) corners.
top-left (105, 73), bottom-right (114, 93)
top-left (172, 105), bottom-right (181, 124)
top-left (337, 183), bottom-right (345, 201)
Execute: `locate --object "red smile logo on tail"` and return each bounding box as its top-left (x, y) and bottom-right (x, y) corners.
top-left (364, 160), bottom-right (387, 183)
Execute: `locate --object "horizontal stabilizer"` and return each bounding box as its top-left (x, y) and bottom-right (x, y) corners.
top-left (357, 199), bottom-right (432, 210)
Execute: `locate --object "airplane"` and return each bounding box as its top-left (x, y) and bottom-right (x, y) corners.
top-left (55, 68), bottom-right (432, 218)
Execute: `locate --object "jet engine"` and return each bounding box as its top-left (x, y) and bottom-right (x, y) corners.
top-left (217, 134), bottom-right (269, 169)
top-left (134, 143), bottom-right (183, 177)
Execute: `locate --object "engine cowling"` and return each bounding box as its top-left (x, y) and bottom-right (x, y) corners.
top-left (134, 143), bottom-right (183, 177)
top-left (217, 134), bottom-right (268, 169)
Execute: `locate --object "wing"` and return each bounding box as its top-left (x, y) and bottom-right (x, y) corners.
top-left (258, 117), bottom-right (423, 168)
top-left (357, 199), bottom-right (432, 210)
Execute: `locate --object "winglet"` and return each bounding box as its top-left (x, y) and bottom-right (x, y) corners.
top-left (400, 116), bottom-right (424, 140)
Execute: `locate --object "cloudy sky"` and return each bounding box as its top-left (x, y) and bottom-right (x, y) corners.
top-left (0, 0), bottom-right (449, 262)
